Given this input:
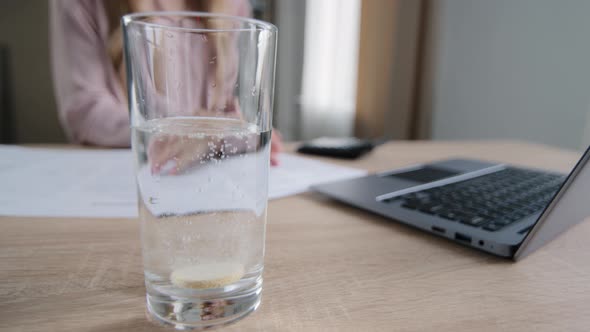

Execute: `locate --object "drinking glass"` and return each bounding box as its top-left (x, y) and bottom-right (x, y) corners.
top-left (122, 12), bottom-right (277, 329)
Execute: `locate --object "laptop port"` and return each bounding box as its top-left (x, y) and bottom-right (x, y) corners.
top-left (431, 226), bottom-right (446, 234)
top-left (454, 233), bottom-right (472, 244)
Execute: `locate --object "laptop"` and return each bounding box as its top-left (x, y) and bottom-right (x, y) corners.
top-left (312, 146), bottom-right (590, 260)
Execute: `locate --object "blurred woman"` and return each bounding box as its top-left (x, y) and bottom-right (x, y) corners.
top-left (50, 0), bottom-right (281, 164)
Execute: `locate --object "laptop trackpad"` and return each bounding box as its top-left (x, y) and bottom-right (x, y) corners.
top-left (383, 166), bottom-right (460, 183)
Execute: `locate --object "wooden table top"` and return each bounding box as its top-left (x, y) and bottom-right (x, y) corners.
top-left (1, 141), bottom-right (589, 332)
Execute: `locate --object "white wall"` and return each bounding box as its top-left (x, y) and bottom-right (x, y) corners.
top-left (273, 0), bottom-right (306, 140)
top-left (428, 0), bottom-right (590, 150)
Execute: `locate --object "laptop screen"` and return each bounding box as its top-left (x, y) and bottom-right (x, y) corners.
top-left (514, 146), bottom-right (590, 259)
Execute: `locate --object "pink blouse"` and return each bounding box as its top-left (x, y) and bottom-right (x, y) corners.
top-left (49, 0), bottom-right (250, 147)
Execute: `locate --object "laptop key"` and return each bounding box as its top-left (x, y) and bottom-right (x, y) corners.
top-left (459, 216), bottom-right (487, 226)
top-left (505, 214), bottom-right (524, 222)
top-left (401, 202), bottom-right (418, 210)
top-left (419, 204), bottom-right (443, 214)
top-left (493, 219), bottom-right (512, 226)
top-left (438, 210), bottom-right (459, 221)
top-left (483, 223), bottom-right (504, 231)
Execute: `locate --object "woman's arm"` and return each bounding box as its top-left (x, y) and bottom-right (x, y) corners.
top-left (50, 0), bottom-right (130, 147)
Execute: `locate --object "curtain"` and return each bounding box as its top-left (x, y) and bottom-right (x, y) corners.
top-left (354, 0), bottom-right (426, 140)
top-left (299, 0), bottom-right (361, 139)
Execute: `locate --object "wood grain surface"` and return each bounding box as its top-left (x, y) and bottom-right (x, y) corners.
top-left (1, 141), bottom-right (589, 332)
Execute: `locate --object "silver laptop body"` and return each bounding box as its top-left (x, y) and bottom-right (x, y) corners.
top-left (313, 147), bottom-right (590, 259)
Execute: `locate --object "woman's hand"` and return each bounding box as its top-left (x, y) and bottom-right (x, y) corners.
top-left (148, 134), bottom-right (209, 175)
top-left (270, 130), bottom-right (283, 166)
top-left (148, 127), bottom-right (284, 175)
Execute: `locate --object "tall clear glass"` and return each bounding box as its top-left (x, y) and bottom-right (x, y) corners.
top-left (122, 12), bottom-right (277, 329)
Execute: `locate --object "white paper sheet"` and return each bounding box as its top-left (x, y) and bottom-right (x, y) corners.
top-left (0, 146), bottom-right (137, 218)
top-left (269, 153), bottom-right (367, 199)
top-left (0, 146), bottom-right (366, 218)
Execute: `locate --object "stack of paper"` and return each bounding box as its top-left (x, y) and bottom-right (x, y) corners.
top-left (0, 146), bottom-right (366, 218)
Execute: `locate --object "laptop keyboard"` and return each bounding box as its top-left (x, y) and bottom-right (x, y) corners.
top-left (384, 168), bottom-right (564, 232)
